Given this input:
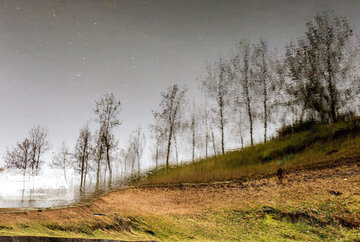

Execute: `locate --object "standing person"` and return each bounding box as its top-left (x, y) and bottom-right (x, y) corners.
top-left (277, 167), bottom-right (284, 184)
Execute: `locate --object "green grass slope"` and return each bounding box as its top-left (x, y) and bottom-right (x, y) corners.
top-left (138, 118), bottom-right (360, 185)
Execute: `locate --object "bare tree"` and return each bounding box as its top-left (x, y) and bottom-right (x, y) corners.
top-left (173, 127), bottom-right (180, 164)
top-left (153, 85), bottom-right (187, 170)
top-left (185, 102), bottom-right (199, 162)
top-left (150, 121), bottom-right (166, 169)
top-left (74, 123), bottom-right (92, 193)
top-left (5, 138), bottom-right (32, 201)
top-left (94, 129), bottom-right (105, 189)
top-left (29, 126), bottom-right (49, 173)
top-left (132, 127), bottom-right (145, 174)
top-left (94, 93), bottom-right (122, 187)
top-left (203, 102), bottom-right (210, 157)
top-left (122, 128), bottom-right (145, 176)
top-left (51, 141), bottom-right (71, 181)
top-left (231, 95), bottom-right (247, 149)
top-left (252, 40), bottom-right (281, 142)
top-left (200, 58), bottom-right (232, 154)
top-left (5, 138), bottom-right (31, 176)
top-left (252, 40), bottom-right (269, 142)
top-left (231, 40), bottom-right (255, 146)
top-left (4, 126), bottom-right (48, 176)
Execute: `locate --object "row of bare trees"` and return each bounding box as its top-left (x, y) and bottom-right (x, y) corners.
top-left (3, 12), bottom-right (359, 190)
top-left (71, 93), bottom-right (123, 192)
top-left (5, 126), bottom-right (49, 175)
top-left (150, 12), bottom-right (359, 170)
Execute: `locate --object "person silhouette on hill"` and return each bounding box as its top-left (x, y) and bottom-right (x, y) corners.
top-left (277, 168), bottom-right (284, 184)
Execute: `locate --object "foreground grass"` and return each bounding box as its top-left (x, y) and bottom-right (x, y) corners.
top-left (138, 119), bottom-right (360, 185)
top-left (1, 195), bottom-right (359, 241)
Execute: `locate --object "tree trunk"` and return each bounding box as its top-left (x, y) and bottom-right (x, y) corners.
top-left (243, 47), bottom-right (253, 146)
top-left (244, 67), bottom-right (254, 146)
top-left (220, 107), bottom-right (225, 154)
top-left (83, 161), bottom-right (87, 193)
top-left (137, 150), bottom-right (141, 175)
top-left (263, 79), bottom-right (268, 143)
top-left (95, 153), bottom-right (102, 190)
top-left (239, 122), bottom-right (244, 149)
top-left (192, 127), bottom-right (195, 162)
top-left (327, 51), bottom-right (337, 123)
top-left (174, 134), bottom-right (178, 165)
top-left (80, 157), bottom-right (85, 194)
top-left (106, 146), bottom-right (112, 188)
top-left (211, 130), bottom-right (217, 156)
top-left (219, 94), bottom-right (225, 154)
top-left (166, 125), bottom-right (173, 171)
top-left (204, 104), bottom-right (209, 157)
top-left (155, 141), bottom-right (159, 170)
top-left (245, 88), bottom-right (253, 146)
top-left (205, 131), bottom-right (209, 157)
top-left (131, 157), bottom-right (135, 174)
top-left (95, 139), bottom-right (103, 190)
top-left (103, 163), bottom-right (107, 187)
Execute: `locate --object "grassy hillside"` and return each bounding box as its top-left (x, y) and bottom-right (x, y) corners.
top-left (138, 118), bottom-right (360, 185)
top-left (1, 119), bottom-right (360, 241)
top-left (1, 163), bottom-right (359, 241)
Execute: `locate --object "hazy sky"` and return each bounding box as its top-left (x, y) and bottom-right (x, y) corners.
top-left (0, 0), bottom-right (359, 166)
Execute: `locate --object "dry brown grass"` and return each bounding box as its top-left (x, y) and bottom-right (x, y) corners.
top-left (1, 162), bottom-right (359, 222)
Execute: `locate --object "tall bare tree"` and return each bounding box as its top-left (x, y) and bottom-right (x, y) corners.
top-left (94, 93), bottom-right (121, 187)
top-left (153, 85), bottom-right (187, 170)
top-left (132, 127), bottom-right (145, 174)
top-left (94, 129), bottom-right (105, 189)
top-left (252, 40), bottom-right (281, 142)
top-left (122, 128), bottom-right (144, 175)
top-left (51, 141), bottom-right (71, 181)
top-left (200, 58), bottom-right (232, 154)
top-left (74, 123), bottom-right (91, 193)
top-left (231, 95), bottom-right (247, 149)
top-left (29, 126), bottom-right (49, 173)
top-left (150, 121), bottom-right (166, 169)
top-left (185, 102), bottom-right (200, 162)
top-left (231, 40), bottom-right (255, 146)
top-left (202, 102), bottom-right (210, 157)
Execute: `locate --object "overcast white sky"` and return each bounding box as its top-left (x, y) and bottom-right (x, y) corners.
top-left (0, 0), bottom-right (359, 167)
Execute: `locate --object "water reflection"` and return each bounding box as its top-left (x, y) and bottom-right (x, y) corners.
top-left (0, 169), bottom-right (74, 208)
top-left (0, 168), bottom-right (130, 208)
